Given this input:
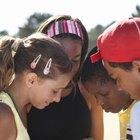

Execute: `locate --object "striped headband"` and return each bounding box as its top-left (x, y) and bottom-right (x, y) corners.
top-left (47, 20), bottom-right (83, 40)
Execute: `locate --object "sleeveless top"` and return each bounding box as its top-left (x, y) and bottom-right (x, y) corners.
top-left (118, 101), bottom-right (136, 140)
top-left (0, 91), bottom-right (30, 140)
top-left (27, 86), bottom-right (91, 140)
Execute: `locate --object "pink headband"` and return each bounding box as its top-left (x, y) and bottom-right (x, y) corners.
top-left (47, 20), bottom-right (83, 40)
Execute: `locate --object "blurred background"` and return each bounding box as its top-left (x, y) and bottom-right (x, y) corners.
top-left (0, 0), bottom-right (140, 51)
top-left (0, 1), bottom-right (140, 139)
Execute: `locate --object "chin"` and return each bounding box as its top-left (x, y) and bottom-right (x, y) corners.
top-left (110, 109), bottom-right (120, 113)
top-left (105, 108), bottom-right (118, 113)
top-left (36, 105), bottom-right (47, 110)
top-left (36, 106), bottom-right (45, 110)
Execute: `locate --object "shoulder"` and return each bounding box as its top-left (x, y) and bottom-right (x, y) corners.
top-left (0, 102), bottom-right (14, 116)
top-left (130, 101), bottom-right (140, 125)
top-left (130, 101), bottom-right (140, 139)
top-left (131, 101), bottom-right (140, 115)
top-left (0, 103), bottom-right (15, 131)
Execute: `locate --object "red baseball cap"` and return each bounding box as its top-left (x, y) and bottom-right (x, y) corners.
top-left (97, 17), bottom-right (140, 62)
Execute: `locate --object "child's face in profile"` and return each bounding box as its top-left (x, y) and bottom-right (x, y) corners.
top-left (29, 73), bottom-right (72, 109)
top-left (103, 60), bottom-right (140, 100)
top-left (83, 81), bottom-right (131, 113)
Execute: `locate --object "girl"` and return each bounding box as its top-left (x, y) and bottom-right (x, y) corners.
top-left (0, 32), bottom-right (72, 140)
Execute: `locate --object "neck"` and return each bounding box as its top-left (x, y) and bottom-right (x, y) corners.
top-left (123, 99), bottom-right (134, 110)
top-left (7, 79), bottom-right (31, 127)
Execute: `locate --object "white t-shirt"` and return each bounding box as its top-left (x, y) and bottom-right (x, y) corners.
top-left (130, 101), bottom-right (140, 140)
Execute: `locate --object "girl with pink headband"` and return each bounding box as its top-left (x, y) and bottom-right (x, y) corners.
top-left (28, 15), bottom-right (103, 140)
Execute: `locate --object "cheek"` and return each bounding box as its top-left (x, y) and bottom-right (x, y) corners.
top-left (115, 77), bottom-right (127, 91)
top-left (72, 63), bottom-right (80, 74)
top-left (40, 87), bottom-right (53, 99)
top-left (119, 77), bottom-right (134, 91)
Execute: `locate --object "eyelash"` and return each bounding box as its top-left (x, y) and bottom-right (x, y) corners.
top-left (101, 93), bottom-right (109, 96)
top-left (53, 90), bottom-right (58, 94)
top-left (72, 59), bottom-right (80, 64)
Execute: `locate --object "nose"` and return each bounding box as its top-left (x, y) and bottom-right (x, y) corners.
top-left (53, 92), bottom-right (61, 103)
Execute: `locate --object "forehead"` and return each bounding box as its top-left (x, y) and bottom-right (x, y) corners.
top-left (57, 38), bottom-right (82, 52)
top-left (44, 74), bottom-right (71, 89)
top-left (103, 61), bottom-right (113, 73)
top-left (103, 61), bottom-right (129, 79)
top-left (84, 81), bottom-right (116, 95)
top-left (103, 61), bottom-right (120, 77)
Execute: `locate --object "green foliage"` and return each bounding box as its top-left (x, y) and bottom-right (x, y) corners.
top-left (132, 5), bottom-right (140, 17)
top-left (87, 4), bottom-right (140, 51)
top-left (88, 25), bottom-right (104, 51)
top-left (16, 12), bottom-right (52, 38)
top-left (0, 30), bottom-right (9, 36)
top-left (0, 4), bottom-right (139, 45)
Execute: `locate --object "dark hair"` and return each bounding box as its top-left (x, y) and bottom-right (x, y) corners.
top-left (81, 46), bottom-right (115, 85)
top-left (37, 15), bottom-right (89, 83)
top-left (0, 33), bottom-right (72, 92)
top-left (108, 62), bottom-right (132, 71)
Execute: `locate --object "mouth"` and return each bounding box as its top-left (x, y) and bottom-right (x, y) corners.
top-left (102, 106), bottom-right (112, 112)
top-left (129, 93), bottom-right (136, 100)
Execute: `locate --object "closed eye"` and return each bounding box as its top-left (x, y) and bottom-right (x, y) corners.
top-left (95, 91), bottom-right (109, 97)
top-left (53, 90), bottom-right (59, 95)
top-left (72, 57), bottom-right (80, 63)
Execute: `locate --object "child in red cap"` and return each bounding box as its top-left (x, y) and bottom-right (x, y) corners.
top-left (96, 17), bottom-right (140, 140)
top-left (81, 46), bottom-right (135, 140)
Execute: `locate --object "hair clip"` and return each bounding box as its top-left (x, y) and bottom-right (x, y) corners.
top-left (30, 54), bottom-right (42, 69)
top-left (43, 58), bottom-right (52, 75)
top-left (90, 51), bottom-right (101, 63)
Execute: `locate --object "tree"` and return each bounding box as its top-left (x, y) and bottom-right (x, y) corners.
top-left (0, 30), bottom-right (9, 36)
top-left (16, 12), bottom-right (52, 38)
top-left (88, 25), bottom-right (104, 51)
top-left (132, 5), bottom-right (140, 17)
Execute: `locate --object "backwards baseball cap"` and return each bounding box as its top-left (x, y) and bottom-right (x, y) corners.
top-left (97, 17), bottom-right (140, 62)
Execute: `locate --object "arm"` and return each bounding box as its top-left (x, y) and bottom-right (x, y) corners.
top-left (0, 103), bottom-right (16, 140)
top-left (79, 82), bottom-right (104, 140)
top-left (130, 101), bottom-right (140, 140)
top-left (90, 94), bottom-right (104, 140)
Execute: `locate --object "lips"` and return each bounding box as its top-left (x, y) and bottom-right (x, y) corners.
top-left (102, 106), bottom-right (112, 112)
top-left (105, 108), bottom-right (112, 112)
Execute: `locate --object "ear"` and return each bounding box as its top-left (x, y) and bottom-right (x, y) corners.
top-left (25, 72), bottom-right (38, 88)
top-left (132, 60), bottom-right (140, 71)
